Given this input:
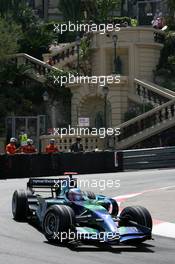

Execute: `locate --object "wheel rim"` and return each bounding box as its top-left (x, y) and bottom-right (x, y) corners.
top-left (45, 213), bottom-right (58, 236)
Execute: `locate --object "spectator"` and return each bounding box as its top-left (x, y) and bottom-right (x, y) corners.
top-left (49, 41), bottom-right (61, 54)
top-left (21, 139), bottom-right (37, 154)
top-left (152, 12), bottom-right (165, 30)
top-left (19, 131), bottom-right (28, 147)
top-left (45, 139), bottom-right (59, 153)
top-left (47, 57), bottom-right (54, 66)
top-left (5, 138), bottom-right (18, 155)
top-left (70, 136), bottom-right (83, 152)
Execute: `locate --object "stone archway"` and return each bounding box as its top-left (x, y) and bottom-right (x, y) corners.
top-left (78, 96), bottom-right (112, 128)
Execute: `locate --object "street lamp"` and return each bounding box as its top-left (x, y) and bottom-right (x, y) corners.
top-left (112, 34), bottom-right (118, 74)
top-left (76, 35), bottom-right (81, 75)
top-left (42, 91), bottom-right (49, 133)
top-left (42, 91), bottom-right (49, 102)
top-left (102, 86), bottom-right (109, 150)
top-left (102, 85), bottom-right (109, 128)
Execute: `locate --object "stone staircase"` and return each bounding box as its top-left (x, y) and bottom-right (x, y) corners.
top-left (116, 79), bottom-right (175, 149)
top-left (12, 53), bottom-right (59, 82)
top-left (12, 44), bottom-right (175, 150)
top-left (12, 38), bottom-right (80, 82)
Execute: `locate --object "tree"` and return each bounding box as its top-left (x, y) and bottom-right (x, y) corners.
top-left (0, 0), bottom-right (26, 18)
top-left (0, 18), bottom-right (22, 60)
top-left (167, 0), bottom-right (175, 11)
top-left (1, 3), bottom-right (54, 59)
top-left (59, 0), bottom-right (83, 23)
top-left (59, 0), bottom-right (121, 23)
top-left (95, 0), bottom-right (121, 22)
top-left (0, 61), bottom-right (45, 125)
top-left (167, 0), bottom-right (175, 30)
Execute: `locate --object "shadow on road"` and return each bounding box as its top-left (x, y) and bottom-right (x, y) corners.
top-left (44, 240), bottom-right (155, 253)
top-left (28, 219), bottom-right (155, 254)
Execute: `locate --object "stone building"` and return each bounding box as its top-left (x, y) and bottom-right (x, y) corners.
top-left (28, 0), bottom-right (62, 20)
top-left (68, 27), bottom-right (162, 128)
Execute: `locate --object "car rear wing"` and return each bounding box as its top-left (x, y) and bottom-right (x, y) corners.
top-left (27, 177), bottom-right (77, 193)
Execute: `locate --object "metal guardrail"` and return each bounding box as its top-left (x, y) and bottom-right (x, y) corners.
top-left (123, 146), bottom-right (175, 170)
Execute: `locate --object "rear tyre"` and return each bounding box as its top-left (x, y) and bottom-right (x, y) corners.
top-left (119, 206), bottom-right (152, 230)
top-left (12, 189), bottom-right (29, 221)
top-left (43, 205), bottom-right (75, 243)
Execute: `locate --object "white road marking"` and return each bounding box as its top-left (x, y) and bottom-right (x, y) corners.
top-left (114, 187), bottom-right (175, 239)
top-left (153, 222), bottom-right (175, 239)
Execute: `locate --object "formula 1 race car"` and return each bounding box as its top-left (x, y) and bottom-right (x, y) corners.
top-left (12, 173), bottom-right (153, 246)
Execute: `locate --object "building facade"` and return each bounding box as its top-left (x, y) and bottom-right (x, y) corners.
top-left (29, 0), bottom-right (62, 20)
top-left (29, 0), bottom-right (169, 23)
top-left (67, 27), bottom-right (163, 128)
top-left (122, 0), bottom-right (168, 25)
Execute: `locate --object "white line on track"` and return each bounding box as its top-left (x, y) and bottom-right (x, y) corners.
top-left (114, 186), bottom-right (175, 239)
top-left (153, 221), bottom-right (175, 238)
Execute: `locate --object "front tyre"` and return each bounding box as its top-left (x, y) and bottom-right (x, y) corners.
top-left (43, 205), bottom-right (75, 243)
top-left (119, 206), bottom-right (152, 230)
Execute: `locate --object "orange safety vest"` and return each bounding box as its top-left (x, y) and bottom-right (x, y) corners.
top-left (21, 145), bottom-right (37, 154)
top-left (45, 144), bottom-right (59, 153)
top-left (6, 144), bottom-right (16, 155)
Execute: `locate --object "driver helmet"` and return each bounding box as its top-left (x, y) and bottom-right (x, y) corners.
top-left (68, 188), bottom-right (83, 201)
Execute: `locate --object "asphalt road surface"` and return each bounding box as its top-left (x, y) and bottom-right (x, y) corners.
top-left (0, 168), bottom-right (175, 264)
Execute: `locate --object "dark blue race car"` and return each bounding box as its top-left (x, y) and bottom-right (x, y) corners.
top-left (12, 174), bottom-right (153, 247)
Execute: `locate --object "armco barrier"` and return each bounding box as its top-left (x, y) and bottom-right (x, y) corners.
top-left (123, 146), bottom-right (175, 170)
top-left (0, 151), bottom-right (123, 179)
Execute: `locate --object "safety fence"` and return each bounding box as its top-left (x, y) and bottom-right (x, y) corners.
top-left (123, 146), bottom-right (175, 170)
top-left (0, 151), bottom-right (123, 179)
top-left (1, 147), bottom-right (175, 179)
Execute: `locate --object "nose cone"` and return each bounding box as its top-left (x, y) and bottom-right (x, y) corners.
top-left (95, 210), bottom-right (118, 233)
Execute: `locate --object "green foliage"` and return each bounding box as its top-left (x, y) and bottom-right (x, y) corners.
top-left (59, 0), bottom-right (83, 23)
top-left (58, 0), bottom-right (121, 23)
top-left (167, 0), bottom-right (175, 11)
top-left (0, 61), bottom-right (45, 118)
top-left (0, 18), bottom-right (22, 60)
top-left (166, 1), bottom-right (175, 30)
top-left (155, 32), bottom-right (175, 89)
top-left (80, 37), bottom-right (91, 60)
top-left (0, 60), bottom-right (46, 135)
top-left (45, 21), bottom-right (77, 43)
top-left (110, 16), bottom-right (131, 25)
top-left (1, 4), bottom-right (55, 59)
top-left (45, 69), bottom-right (72, 102)
top-left (0, 0), bottom-right (26, 18)
top-left (15, 6), bottom-right (54, 59)
top-left (95, 0), bottom-right (121, 22)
